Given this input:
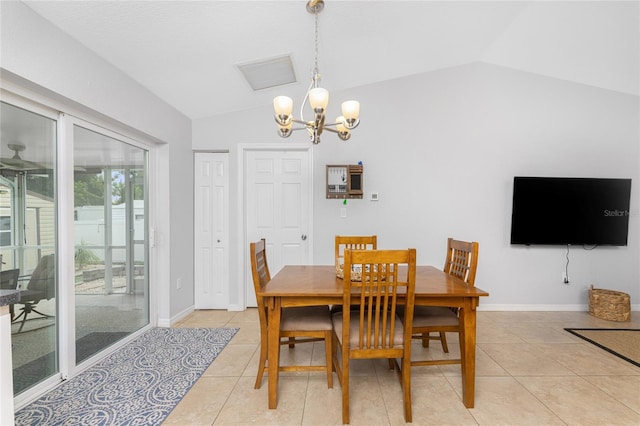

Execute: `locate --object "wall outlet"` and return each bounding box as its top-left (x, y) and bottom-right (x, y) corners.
top-left (176, 277), bottom-right (182, 289)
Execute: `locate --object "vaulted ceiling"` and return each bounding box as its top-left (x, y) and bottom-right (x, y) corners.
top-left (18, 0), bottom-right (640, 120)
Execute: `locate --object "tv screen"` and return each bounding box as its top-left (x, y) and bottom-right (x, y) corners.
top-left (510, 177), bottom-right (632, 246)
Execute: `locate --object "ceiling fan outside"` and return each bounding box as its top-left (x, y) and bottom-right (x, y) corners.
top-left (0, 143), bottom-right (46, 171)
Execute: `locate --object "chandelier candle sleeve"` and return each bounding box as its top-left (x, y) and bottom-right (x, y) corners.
top-left (277, 121), bottom-right (293, 138)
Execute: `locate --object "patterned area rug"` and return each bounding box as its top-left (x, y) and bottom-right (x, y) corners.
top-left (565, 328), bottom-right (640, 367)
top-left (15, 327), bottom-right (239, 425)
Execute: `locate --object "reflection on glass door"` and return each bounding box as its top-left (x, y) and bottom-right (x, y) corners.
top-left (73, 125), bottom-right (148, 363)
top-left (0, 102), bottom-right (57, 395)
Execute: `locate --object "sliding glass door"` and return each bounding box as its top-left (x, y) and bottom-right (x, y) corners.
top-left (73, 124), bottom-right (149, 363)
top-left (2, 98), bottom-right (152, 402)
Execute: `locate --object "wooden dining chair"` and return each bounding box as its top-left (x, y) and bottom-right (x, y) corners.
top-left (12, 254), bottom-right (56, 332)
top-left (409, 238), bottom-right (478, 366)
top-left (333, 235), bottom-right (377, 315)
top-left (332, 248), bottom-right (416, 424)
top-left (335, 235), bottom-right (377, 275)
top-left (250, 238), bottom-right (333, 389)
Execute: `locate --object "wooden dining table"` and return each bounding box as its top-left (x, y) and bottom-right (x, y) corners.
top-left (259, 264), bottom-right (489, 410)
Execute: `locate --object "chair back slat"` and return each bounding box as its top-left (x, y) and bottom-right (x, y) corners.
top-left (357, 261), bottom-right (398, 349)
top-left (443, 238), bottom-right (479, 286)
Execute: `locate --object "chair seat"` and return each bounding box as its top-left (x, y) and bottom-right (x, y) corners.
top-left (18, 289), bottom-right (47, 303)
top-left (332, 311), bottom-right (405, 347)
top-left (411, 306), bottom-right (459, 327)
top-left (281, 306), bottom-right (332, 331)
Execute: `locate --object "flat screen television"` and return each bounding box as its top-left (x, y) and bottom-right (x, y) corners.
top-left (510, 177), bottom-right (632, 246)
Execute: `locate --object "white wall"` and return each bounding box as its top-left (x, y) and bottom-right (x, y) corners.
top-left (0, 1), bottom-right (194, 323)
top-left (194, 61), bottom-right (639, 310)
top-left (4, 0), bottom-right (636, 312)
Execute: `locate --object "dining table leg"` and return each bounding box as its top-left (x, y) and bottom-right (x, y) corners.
top-left (458, 297), bottom-right (477, 408)
top-left (267, 295), bottom-right (282, 409)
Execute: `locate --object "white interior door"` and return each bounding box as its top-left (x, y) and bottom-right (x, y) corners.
top-left (244, 147), bottom-right (312, 307)
top-left (194, 152), bottom-right (229, 309)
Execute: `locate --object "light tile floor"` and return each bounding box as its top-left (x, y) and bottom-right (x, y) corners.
top-left (165, 310), bottom-right (640, 425)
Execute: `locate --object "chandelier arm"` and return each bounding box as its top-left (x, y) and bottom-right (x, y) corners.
top-left (323, 126), bottom-right (350, 141)
top-left (345, 118), bottom-right (360, 130)
top-left (299, 77), bottom-right (315, 123)
top-left (291, 118), bottom-right (313, 126)
top-left (322, 121), bottom-right (342, 128)
top-left (322, 119), bottom-right (361, 129)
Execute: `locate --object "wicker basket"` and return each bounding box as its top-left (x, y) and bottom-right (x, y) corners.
top-left (588, 284), bottom-right (631, 322)
top-left (336, 264), bottom-right (386, 282)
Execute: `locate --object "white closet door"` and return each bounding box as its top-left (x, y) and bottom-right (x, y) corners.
top-left (194, 152), bottom-right (229, 309)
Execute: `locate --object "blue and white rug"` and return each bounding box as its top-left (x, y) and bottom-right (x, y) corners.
top-left (15, 327), bottom-right (239, 425)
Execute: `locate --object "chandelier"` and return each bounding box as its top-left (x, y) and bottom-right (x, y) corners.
top-left (273, 0), bottom-right (360, 144)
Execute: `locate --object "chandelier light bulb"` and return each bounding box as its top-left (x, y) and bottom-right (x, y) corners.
top-left (341, 100), bottom-right (360, 127)
top-left (308, 87), bottom-right (329, 112)
top-left (273, 96), bottom-right (293, 118)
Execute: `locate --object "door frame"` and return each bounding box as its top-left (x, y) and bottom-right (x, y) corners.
top-left (237, 143), bottom-right (313, 310)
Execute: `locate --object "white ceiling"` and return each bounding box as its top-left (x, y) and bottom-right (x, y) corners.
top-left (17, 0), bottom-right (640, 120)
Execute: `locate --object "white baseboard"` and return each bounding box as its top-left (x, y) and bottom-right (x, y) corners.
top-left (157, 304), bottom-right (639, 323)
top-left (478, 304), bottom-right (640, 312)
top-left (227, 304), bottom-right (244, 312)
top-left (157, 305), bottom-right (194, 327)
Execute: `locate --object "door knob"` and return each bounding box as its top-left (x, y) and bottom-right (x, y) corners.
top-left (301, 234), bottom-right (307, 241)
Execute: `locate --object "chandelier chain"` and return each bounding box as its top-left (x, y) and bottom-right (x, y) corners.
top-left (313, 10), bottom-right (319, 78)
